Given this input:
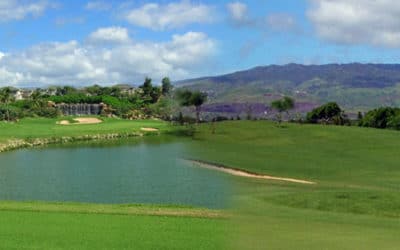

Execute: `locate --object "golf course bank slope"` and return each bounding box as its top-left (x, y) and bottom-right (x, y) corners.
top-left (0, 117), bottom-right (166, 153)
top-left (0, 201), bottom-right (226, 219)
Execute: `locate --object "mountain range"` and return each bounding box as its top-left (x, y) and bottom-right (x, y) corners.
top-left (178, 63), bottom-right (400, 116)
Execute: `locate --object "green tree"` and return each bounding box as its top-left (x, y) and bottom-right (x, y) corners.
top-left (0, 87), bottom-right (14, 104)
top-left (141, 77), bottom-right (153, 96)
top-left (176, 90), bottom-right (208, 123)
top-left (56, 86), bottom-right (77, 96)
top-left (149, 96), bottom-right (176, 120)
top-left (0, 87), bottom-right (16, 121)
top-left (85, 85), bottom-right (103, 96)
top-left (306, 102), bottom-right (347, 125)
top-left (139, 78), bottom-right (162, 104)
top-left (30, 89), bottom-right (43, 109)
top-left (387, 113), bottom-right (400, 130)
top-left (0, 104), bottom-right (20, 121)
top-left (149, 86), bottom-right (162, 104)
top-left (161, 77), bottom-right (173, 96)
top-left (359, 107), bottom-right (400, 129)
top-left (271, 96), bottom-right (295, 124)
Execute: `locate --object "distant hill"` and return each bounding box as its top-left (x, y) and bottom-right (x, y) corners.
top-left (177, 63), bottom-right (400, 115)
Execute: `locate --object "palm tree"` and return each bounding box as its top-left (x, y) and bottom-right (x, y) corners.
top-left (30, 89), bottom-right (43, 109)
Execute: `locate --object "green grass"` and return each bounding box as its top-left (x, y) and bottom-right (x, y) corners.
top-left (189, 121), bottom-right (400, 187)
top-left (0, 210), bottom-right (225, 250)
top-left (186, 121), bottom-right (400, 249)
top-left (2, 119), bottom-right (400, 249)
top-left (0, 201), bottom-right (226, 249)
top-left (0, 117), bottom-right (170, 144)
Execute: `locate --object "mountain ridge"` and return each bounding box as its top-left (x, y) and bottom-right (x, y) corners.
top-left (177, 63), bottom-right (400, 113)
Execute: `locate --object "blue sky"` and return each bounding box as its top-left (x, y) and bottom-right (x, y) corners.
top-left (1, 0), bottom-right (400, 86)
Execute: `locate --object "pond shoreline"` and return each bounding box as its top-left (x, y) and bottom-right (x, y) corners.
top-left (0, 201), bottom-right (225, 219)
top-left (185, 159), bottom-right (316, 185)
top-left (0, 132), bottom-right (156, 153)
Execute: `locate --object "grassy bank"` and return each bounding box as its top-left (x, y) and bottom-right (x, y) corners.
top-left (0, 117), bottom-right (170, 152)
top-left (0, 201), bottom-right (225, 218)
top-left (187, 121), bottom-right (400, 249)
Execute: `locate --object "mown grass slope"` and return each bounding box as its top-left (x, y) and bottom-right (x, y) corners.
top-left (187, 121), bottom-right (400, 249)
top-left (189, 121), bottom-right (400, 187)
top-left (0, 210), bottom-right (225, 249)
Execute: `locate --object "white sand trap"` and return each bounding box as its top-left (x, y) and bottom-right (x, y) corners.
top-left (58, 120), bottom-right (70, 125)
top-left (140, 128), bottom-right (159, 132)
top-left (185, 159), bottom-right (316, 185)
top-left (58, 118), bottom-right (103, 125)
top-left (74, 118), bottom-right (103, 124)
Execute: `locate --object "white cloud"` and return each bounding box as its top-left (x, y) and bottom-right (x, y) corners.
top-left (163, 32), bottom-right (216, 67)
top-left (0, 52), bottom-right (4, 60)
top-left (85, 1), bottom-right (111, 11)
top-left (0, 31), bottom-right (216, 86)
top-left (87, 27), bottom-right (131, 44)
top-left (226, 1), bottom-right (250, 25)
top-left (226, 2), bottom-right (298, 33)
top-left (308, 0), bottom-right (400, 48)
top-left (123, 1), bottom-right (213, 31)
top-left (0, 0), bottom-right (52, 22)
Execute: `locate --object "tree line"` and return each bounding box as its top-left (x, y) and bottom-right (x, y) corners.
top-left (3, 79), bottom-right (400, 131)
top-left (270, 96), bottom-right (400, 130)
top-left (0, 77), bottom-right (176, 121)
top-left (0, 77), bottom-right (210, 123)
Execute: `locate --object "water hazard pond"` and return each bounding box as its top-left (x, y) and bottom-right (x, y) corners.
top-left (0, 138), bottom-right (231, 209)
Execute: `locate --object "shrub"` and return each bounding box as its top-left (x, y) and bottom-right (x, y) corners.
top-left (48, 94), bottom-right (103, 104)
top-left (306, 102), bottom-right (347, 125)
top-left (359, 107), bottom-right (400, 129)
top-left (101, 96), bottom-right (134, 116)
top-left (0, 104), bottom-right (22, 121)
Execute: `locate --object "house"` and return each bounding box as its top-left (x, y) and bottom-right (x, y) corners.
top-left (13, 89), bottom-right (33, 100)
top-left (116, 84), bottom-right (137, 96)
top-left (14, 90), bottom-right (24, 100)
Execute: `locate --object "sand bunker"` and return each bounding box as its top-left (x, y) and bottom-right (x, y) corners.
top-left (140, 128), bottom-right (159, 132)
top-left (58, 118), bottom-right (103, 125)
top-left (58, 120), bottom-right (70, 125)
top-left (185, 159), bottom-right (316, 185)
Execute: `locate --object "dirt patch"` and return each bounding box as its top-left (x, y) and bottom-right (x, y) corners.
top-left (140, 127), bottom-right (159, 132)
top-left (184, 159), bottom-right (316, 185)
top-left (58, 118), bottom-right (103, 125)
